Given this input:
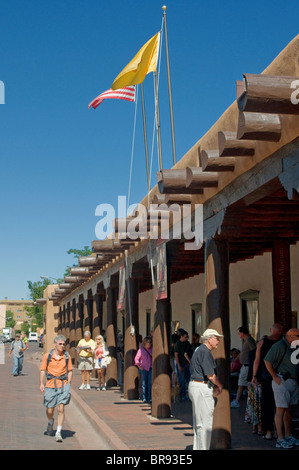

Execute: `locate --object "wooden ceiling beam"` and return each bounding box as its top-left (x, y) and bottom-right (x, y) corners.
top-left (157, 169), bottom-right (203, 194)
top-left (64, 276), bottom-right (82, 283)
top-left (218, 130), bottom-right (255, 157)
top-left (91, 239), bottom-right (124, 253)
top-left (200, 149), bottom-right (235, 172)
top-left (186, 167), bottom-right (218, 189)
top-left (78, 254), bottom-right (105, 266)
top-left (151, 193), bottom-right (192, 205)
top-left (70, 267), bottom-right (90, 276)
top-left (238, 73), bottom-right (299, 115)
top-left (237, 111), bottom-right (281, 141)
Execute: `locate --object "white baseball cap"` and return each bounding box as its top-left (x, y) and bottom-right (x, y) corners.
top-left (202, 328), bottom-right (224, 338)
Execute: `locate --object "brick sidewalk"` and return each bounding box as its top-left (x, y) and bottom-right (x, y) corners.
top-left (70, 367), bottom-right (289, 451)
top-left (1, 343), bottom-right (298, 451)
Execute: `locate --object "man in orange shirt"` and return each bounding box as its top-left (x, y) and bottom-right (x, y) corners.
top-left (40, 335), bottom-right (72, 442)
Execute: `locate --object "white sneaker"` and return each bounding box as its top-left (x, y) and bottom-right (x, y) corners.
top-left (55, 432), bottom-right (63, 442)
top-left (276, 438), bottom-right (294, 449)
top-left (230, 399), bottom-right (240, 408)
top-left (86, 384), bottom-right (91, 390)
top-left (79, 383), bottom-right (86, 390)
top-left (102, 386), bottom-right (106, 391)
top-left (286, 435), bottom-right (299, 446)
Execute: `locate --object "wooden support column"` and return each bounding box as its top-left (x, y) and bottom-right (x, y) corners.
top-left (83, 297), bottom-right (90, 332)
top-left (152, 244), bottom-right (172, 419)
top-left (69, 300), bottom-right (76, 365)
top-left (124, 277), bottom-right (140, 400)
top-left (92, 293), bottom-right (104, 338)
top-left (65, 303), bottom-right (70, 351)
top-left (75, 301), bottom-right (83, 366)
top-left (106, 287), bottom-right (118, 387)
top-left (57, 307), bottom-right (62, 335)
top-left (61, 305), bottom-right (66, 337)
top-left (272, 240), bottom-right (292, 330)
top-left (205, 238), bottom-right (231, 450)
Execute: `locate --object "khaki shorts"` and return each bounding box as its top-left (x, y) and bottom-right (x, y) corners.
top-left (272, 377), bottom-right (299, 408)
top-left (44, 383), bottom-right (71, 408)
top-left (78, 357), bottom-right (93, 370)
top-left (238, 365), bottom-right (249, 387)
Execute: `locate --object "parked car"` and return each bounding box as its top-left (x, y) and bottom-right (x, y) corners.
top-left (0, 334), bottom-right (11, 343)
top-left (29, 332), bottom-right (38, 342)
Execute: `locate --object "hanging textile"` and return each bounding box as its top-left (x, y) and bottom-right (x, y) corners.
top-left (156, 239), bottom-right (167, 300)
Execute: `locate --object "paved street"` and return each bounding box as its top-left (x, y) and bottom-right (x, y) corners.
top-left (0, 342), bottom-right (111, 450)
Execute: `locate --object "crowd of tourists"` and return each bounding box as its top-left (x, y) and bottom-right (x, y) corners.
top-left (229, 324), bottom-right (299, 450)
top-left (9, 320), bottom-right (299, 450)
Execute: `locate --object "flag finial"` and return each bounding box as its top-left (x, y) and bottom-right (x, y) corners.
top-left (162, 5), bottom-right (167, 12)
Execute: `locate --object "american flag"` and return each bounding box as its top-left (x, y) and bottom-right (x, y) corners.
top-left (88, 86), bottom-right (136, 109)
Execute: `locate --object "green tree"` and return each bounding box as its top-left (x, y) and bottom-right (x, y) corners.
top-left (25, 278), bottom-right (51, 330)
top-left (21, 322), bottom-right (30, 335)
top-left (6, 310), bottom-right (16, 328)
top-left (25, 246), bottom-right (92, 329)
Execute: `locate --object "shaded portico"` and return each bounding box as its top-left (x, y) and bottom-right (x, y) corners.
top-left (45, 35), bottom-right (299, 449)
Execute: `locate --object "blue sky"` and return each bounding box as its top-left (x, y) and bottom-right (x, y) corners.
top-left (0, 0), bottom-right (298, 300)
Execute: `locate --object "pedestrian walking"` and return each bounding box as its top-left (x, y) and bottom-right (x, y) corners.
top-left (76, 330), bottom-right (95, 390)
top-left (264, 328), bottom-right (299, 449)
top-left (8, 333), bottom-right (26, 376)
top-left (188, 329), bottom-right (223, 450)
top-left (39, 334), bottom-right (72, 443)
top-left (21, 332), bottom-right (29, 349)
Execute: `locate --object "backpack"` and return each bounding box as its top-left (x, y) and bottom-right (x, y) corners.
top-left (46, 349), bottom-right (70, 391)
top-left (11, 340), bottom-right (25, 351)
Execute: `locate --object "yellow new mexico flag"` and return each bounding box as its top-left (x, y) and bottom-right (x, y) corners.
top-left (111, 32), bottom-right (160, 90)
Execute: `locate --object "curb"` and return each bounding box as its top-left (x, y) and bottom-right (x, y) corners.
top-left (70, 387), bottom-right (130, 450)
top-left (32, 358), bottom-right (130, 450)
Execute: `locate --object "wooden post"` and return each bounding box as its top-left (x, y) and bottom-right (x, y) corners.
top-left (272, 240), bottom-right (292, 330)
top-left (75, 301), bottom-right (83, 367)
top-left (106, 287), bottom-right (118, 387)
top-left (61, 305), bottom-right (66, 337)
top-left (69, 300), bottom-right (76, 365)
top-left (124, 277), bottom-right (139, 400)
top-left (152, 244), bottom-right (172, 419)
top-left (57, 307), bottom-right (62, 335)
top-left (205, 238), bottom-right (231, 450)
top-left (83, 298), bottom-right (91, 332)
top-left (65, 303), bottom-right (70, 352)
top-left (92, 294), bottom-right (103, 339)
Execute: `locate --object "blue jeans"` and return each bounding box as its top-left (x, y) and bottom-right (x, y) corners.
top-left (178, 365), bottom-right (190, 399)
top-left (140, 368), bottom-right (152, 402)
top-left (13, 355), bottom-right (24, 375)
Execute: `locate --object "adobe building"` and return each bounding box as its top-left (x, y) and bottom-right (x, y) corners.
top-left (0, 299), bottom-right (34, 331)
top-left (40, 35), bottom-right (299, 448)
top-left (36, 284), bottom-right (59, 353)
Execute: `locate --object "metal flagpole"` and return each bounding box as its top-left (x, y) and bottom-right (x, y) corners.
top-left (140, 83), bottom-right (151, 194)
top-left (154, 70), bottom-right (163, 171)
top-left (162, 5), bottom-right (176, 165)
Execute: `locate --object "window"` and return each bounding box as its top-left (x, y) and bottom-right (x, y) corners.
top-left (191, 303), bottom-right (203, 336)
top-left (239, 290), bottom-right (259, 340)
